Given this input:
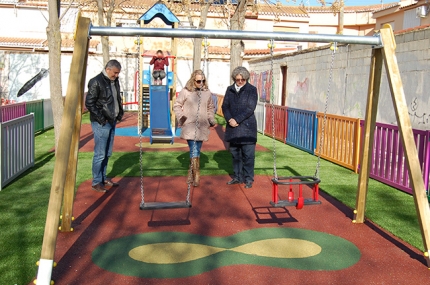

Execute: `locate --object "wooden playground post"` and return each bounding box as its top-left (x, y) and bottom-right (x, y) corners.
top-left (36, 16), bottom-right (90, 284)
top-left (354, 48), bottom-right (383, 223)
top-left (61, 51), bottom-right (88, 232)
top-left (354, 24), bottom-right (430, 266)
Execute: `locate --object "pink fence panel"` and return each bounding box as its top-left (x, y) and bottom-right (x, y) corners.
top-left (0, 102), bottom-right (26, 123)
top-left (360, 121), bottom-right (430, 195)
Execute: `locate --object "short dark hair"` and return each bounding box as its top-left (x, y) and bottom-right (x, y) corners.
top-left (105, 59), bottom-right (121, 70)
top-left (156, 50), bottom-right (163, 54)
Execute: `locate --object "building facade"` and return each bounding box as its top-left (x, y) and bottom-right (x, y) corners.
top-left (0, 0), bottom-right (426, 102)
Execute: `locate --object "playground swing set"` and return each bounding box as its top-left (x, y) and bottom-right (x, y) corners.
top-left (266, 39), bottom-right (337, 210)
top-left (34, 8), bottom-right (430, 285)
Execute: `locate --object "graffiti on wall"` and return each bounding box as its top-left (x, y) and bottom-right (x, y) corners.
top-left (409, 97), bottom-right (430, 125)
top-left (294, 78), bottom-right (309, 94)
top-left (250, 70), bottom-right (272, 102)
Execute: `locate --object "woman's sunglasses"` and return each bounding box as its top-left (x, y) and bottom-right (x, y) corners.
top-left (235, 78), bottom-right (246, 82)
top-left (195, 80), bottom-right (206, 84)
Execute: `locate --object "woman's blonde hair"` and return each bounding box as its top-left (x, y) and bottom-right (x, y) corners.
top-left (184, 69), bottom-right (208, 91)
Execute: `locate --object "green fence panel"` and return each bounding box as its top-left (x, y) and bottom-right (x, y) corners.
top-left (26, 99), bottom-right (44, 132)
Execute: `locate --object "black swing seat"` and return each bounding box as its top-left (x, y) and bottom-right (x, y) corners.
top-left (270, 176), bottom-right (322, 208)
top-left (272, 176), bottom-right (321, 186)
top-left (270, 199), bottom-right (321, 207)
top-left (140, 201), bottom-right (192, 210)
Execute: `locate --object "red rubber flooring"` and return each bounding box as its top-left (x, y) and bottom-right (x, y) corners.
top-left (49, 175), bottom-right (430, 285)
top-left (42, 112), bottom-right (430, 284)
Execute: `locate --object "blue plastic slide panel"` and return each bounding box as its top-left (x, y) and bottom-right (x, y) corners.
top-left (149, 85), bottom-right (174, 144)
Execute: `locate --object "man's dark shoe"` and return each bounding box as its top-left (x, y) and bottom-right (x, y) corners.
top-left (244, 182), bottom-right (253, 189)
top-left (92, 183), bottom-right (107, 193)
top-left (104, 179), bottom-right (119, 187)
top-left (227, 178), bottom-right (241, 185)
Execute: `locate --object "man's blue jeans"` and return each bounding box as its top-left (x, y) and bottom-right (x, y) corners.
top-left (91, 121), bottom-right (116, 186)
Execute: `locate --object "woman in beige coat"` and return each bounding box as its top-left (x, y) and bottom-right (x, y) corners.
top-left (173, 69), bottom-right (216, 186)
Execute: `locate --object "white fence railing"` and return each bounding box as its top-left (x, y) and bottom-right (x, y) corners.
top-left (255, 102), bottom-right (266, 133)
top-left (43, 98), bottom-right (54, 130)
top-left (1, 114), bottom-right (35, 190)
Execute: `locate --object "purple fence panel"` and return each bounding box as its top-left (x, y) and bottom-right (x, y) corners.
top-left (0, 102), bottom-right (26, 123)
top-left (360, 121), bottom-right (430, 195)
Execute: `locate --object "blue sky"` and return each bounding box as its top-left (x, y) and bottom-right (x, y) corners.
top-left (282, 0), bottom-right (389, 6)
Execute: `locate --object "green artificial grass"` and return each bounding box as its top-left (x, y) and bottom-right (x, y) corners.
top-left (0, 113), bottom-right (426, 284)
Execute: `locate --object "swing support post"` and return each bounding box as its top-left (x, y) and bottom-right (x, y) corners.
top-left (354, 24), bottom-right (430, 267)
top-left (36, 16), bottom-right (91, 284)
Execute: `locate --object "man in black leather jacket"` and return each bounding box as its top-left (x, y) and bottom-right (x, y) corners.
top-left (85, 59), bottom-right (124, 193)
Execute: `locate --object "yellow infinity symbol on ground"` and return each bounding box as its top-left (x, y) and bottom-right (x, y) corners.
top-left (92, 228), bottom-right (361, 278)
top-left (129, 238), bottom-right (321, 264)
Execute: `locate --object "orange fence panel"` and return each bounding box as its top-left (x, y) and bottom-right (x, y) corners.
top-left (216, 94), bottom-right (224, 117)
top-left (315, 113), bottom-right (361, 173)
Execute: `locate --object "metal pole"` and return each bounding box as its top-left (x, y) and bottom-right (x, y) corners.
top-left (89, 26), bottom-right (382, 46)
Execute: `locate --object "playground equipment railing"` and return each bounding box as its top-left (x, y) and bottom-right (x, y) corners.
top-left (315, 113), bottom-right (361, 173)
top-left (286, 108), bottom-right (318, 155)
top-left (359, 120), bottom-right (430, 195)
top-left (0, 114), bottom-right (35, 190)
top-left (0, 102), bottom-right (26, 123)
top-left (255, 102), bottom-right (266, 133)
top-left (264, 104), bottom-right (287, 142)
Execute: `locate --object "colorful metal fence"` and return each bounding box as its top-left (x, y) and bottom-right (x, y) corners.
top-left (43, 99), bottom-right (54, 130)
top-left (360, 121), bottom-right (430, 195)
top-left (0, 102), bottom-right (26, 123)
top-left (0, 114), bottom-right (35, 190)
top-left (264, 104), bottom-right (287, 142)
top-left (286, 108), bottom-right (317, 154)
top-left (316, 113), bottom-right (361, 173)
top-left (216, 94), bottom-right (224, 117)
top-left (255, 102), bottom-right (266, 133)
top-left (26, 99), bottom-right (44, 132)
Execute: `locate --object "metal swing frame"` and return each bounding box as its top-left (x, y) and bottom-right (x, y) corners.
top-left (269, 41), bottom-right (337, 209)
top-left (36, 17), bottom-right (430, 284)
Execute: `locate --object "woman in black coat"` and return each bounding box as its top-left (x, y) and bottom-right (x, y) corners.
top-left (222, 66), bottom-right (258, 189)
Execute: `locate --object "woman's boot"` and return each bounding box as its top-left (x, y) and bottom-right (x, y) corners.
top-left (193, 157), bottom-right (200, 187)
top-left (187, 158), bottom-right (194, 184)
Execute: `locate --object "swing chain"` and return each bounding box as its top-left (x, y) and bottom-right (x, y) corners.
top-left (269, 39), bottom-right (278, 180)
top-left (185, 40), bottom-right (206, 203)
top-left (202, 37), bottom-right (208, 73)
top-left (186, 88), bottom-right (202, 204)
top-left (315, 42), bottom-right (337, 179)
top-left (135, 36), bottom-right (145, 205)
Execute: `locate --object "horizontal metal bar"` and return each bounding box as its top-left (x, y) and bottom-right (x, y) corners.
top-left (89, 26), bottom-right (382, 46)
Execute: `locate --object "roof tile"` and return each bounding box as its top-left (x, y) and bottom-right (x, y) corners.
top-left (0, 37), bottom-right (99, 49)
